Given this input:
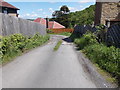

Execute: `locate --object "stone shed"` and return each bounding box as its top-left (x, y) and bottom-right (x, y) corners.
top-left (95, 1), bottom-right (120, 26)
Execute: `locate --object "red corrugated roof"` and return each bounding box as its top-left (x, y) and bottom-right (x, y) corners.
top-left (48, 21), bottom-right (54, 28)
top-left (0, 0), bottom-right (19, 10)
top-left (34, 18), bottom-right (46, 26)
top-left (34, 18), bottom-right (41, 23)
top-left (52, 21), bottom-right (65, 29)
top-left (40, 18), bottom-right (46, 25)
top-left (34, 18), bottom-right (65, 29)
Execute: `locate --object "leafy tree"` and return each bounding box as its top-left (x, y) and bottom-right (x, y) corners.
top-left (60, 5), bottom-right (70, 14)
top-left (69, 5), bottom-right (95, 26)
top-left (51, 5), bottom-right (71, 28)
top-left (52, 10), bottom-right (63, 18)
top-left (50, 5), bottom-right (95, 28)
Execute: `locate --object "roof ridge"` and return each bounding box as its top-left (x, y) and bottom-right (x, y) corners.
top-left (0, 0), bottom-right (19, 10)
top-left (39, 18), bottom-right (42, 23)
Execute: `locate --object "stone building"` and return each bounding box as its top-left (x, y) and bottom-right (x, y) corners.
top-left (95, 1), bottom-right (120, 26)
top-left (0, 0), bottom-right (19, 17)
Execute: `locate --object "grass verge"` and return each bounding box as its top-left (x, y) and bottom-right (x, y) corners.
top-left (94, 63), bottom-right (117, 85)
top-left (74, 32), bottom-right (120, 86)
top-left (54, 40), bottom-right (62, 51)
top-left (49, 32), bottom-right (72, 36)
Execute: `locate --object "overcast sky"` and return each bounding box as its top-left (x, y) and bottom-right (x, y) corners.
top-left (9, 2), bottom-right (95, 19)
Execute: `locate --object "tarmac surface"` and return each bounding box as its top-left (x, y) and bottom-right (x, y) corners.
top-left (1, 35), bottom-right (116, 88)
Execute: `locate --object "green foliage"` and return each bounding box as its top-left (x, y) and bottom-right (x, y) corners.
top-left (51, 5), bottom-right (71, 28)
top-left (51, 4), bottom-right (95, 28)
top-left (1, 34), bottom-right (50, 64)
top-left (60, 5), bottom-right (70, 14)
top-left (94, 24), bottom-right (108, 43)
top-left (52, 10), bottom-right (63, 18)
top-left (47, 29), bottom-right (54, 34)
top-left (58, 32), bottom-right (71, 36)
top-left (51, 14), bottom-right (71, 28)
top-left (84, 44), bottom-right (120, 83)
top-left (48, 32), bottom-right (71, 36)
top-left (69, 5), bottom-right (95, 27)
top-left (74, 33), bottom-right (98, 49)
top-left (74, 32), bottom-right (120, 85)
top-left (52, 5), bottom-right (70, 18)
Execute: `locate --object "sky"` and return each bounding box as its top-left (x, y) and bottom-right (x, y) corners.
top-left (8, 2), bottom-right (95, 19)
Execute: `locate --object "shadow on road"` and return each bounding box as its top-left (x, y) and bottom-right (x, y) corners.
top-left (62, 37), bottom-right (73, 43)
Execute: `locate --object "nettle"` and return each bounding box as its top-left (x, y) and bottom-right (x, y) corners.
top-left (1, 33), bottom-right (50, 64)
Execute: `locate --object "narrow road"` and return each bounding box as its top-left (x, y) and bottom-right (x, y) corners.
top-left (1, 35), bottom-right (102, 88)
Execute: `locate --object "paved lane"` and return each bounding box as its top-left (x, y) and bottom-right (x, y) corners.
top-left (2, 35), bottom-right (97, 88)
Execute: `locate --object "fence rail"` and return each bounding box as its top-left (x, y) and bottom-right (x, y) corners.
top-left (49, 28), bottom-right (74, 33)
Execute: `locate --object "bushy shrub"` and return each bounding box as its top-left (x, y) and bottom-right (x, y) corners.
top-left (1, 33), bottom-right (50, 64)
top-left (83, 44), bottom-right (120, 81)
top-left (47, 29), bottom-right (54, 34)
top-left (74, 32), bottom-right (120, 85)
top-left (94, 24), bottom-right (107, 43)
top-left (74, 33), bottom-right (98, 49)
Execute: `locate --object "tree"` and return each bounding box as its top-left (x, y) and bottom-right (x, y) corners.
top-left (50, 5), bottom-right (95, 28)
top-left (51, 5), bottom-right (71, 28)
top-left (69, 5), bottom-right (95, 26)
top-left (60, 5), bottom-right (70, 14)
top-left (52, 10), bottom-right (63, 18)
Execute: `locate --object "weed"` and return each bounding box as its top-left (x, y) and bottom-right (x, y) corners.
top-left (54, 40), bottom-right (62, 51)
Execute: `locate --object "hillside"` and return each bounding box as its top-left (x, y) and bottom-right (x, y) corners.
top-left (69, 5), bottom-right (95, 26)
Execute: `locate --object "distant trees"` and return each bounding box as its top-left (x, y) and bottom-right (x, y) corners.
top-left (51, 5), bottom-right (71, 28)
top-left (69, 5), bottom-right (95, 27)
top-left (52, 5), bottom-right (70, 18)
top-left (52, 10), bottom-right (63, 18)
top-left (50, 5), bottom-right (95, 28)
top-left (60, 5), bottom-right (70, 14)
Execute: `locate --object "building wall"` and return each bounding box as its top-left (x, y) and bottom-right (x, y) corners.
top-left (1, 7), bottom-right (18, 17)
top-left (0, 13), bottom-right (46, 36)
top-left (101, 2), bottom-right (120, 25)
top-left (8, 13), bottom-right (18, 17)
top-left (94, 2), bottom-right (102, 25)
top-left (95, 2), bottom-right (120, 25)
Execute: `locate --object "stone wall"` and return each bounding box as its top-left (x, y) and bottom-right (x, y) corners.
top-left (101, 2), bottom-right (120, 25)
top-left (0, 13), bottom-right (46, 36)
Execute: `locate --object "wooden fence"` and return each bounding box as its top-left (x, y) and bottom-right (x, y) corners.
top-left (73, 24), bottom-right (120, 48)
top-left (106, 24), bottom-right (120, 48)
top-left (49, 28), bottom-right (74, 33)
top-left (1, 13), bottom-right (46, 36)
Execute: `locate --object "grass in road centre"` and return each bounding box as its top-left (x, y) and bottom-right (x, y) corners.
top-left (53, 40), bottom-right (62, 51)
